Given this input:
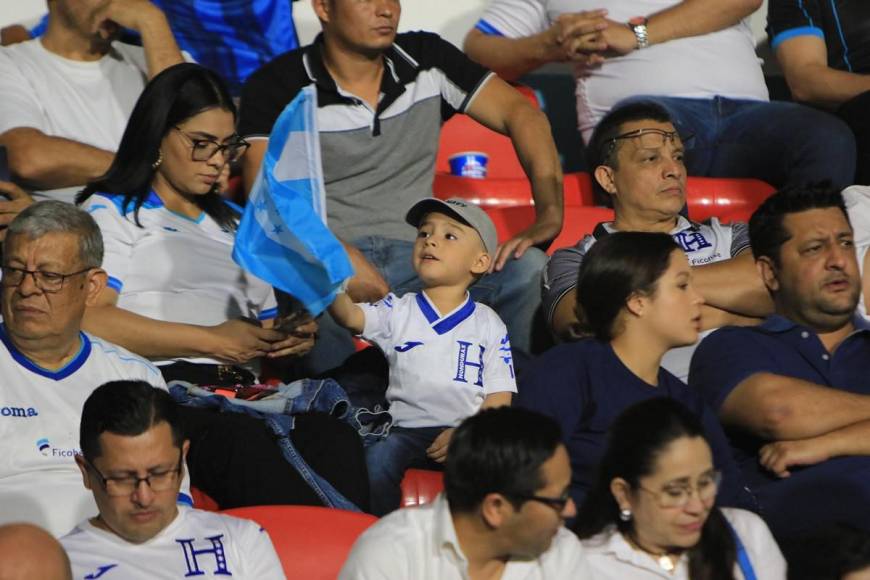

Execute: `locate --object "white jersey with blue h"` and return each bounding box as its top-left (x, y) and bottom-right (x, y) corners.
top-left (359, 291), bottom-right (517, 428)
top-left (0, 327), bottom-right (172, 536)
top-left (62, 507), bottom-right (286, 580)
top-left (81, 192), bottom-right (278, 366)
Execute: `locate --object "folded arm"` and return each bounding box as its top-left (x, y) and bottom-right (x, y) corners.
top-left (0, 128), bottom-right (114, 191)
top-left (775, 35), bottom-right (870, 107)
top-left (720, 371), bottom-right (870, 441)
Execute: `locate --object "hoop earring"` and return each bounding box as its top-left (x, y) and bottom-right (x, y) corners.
top-left (619, 509), bottom-right (632, 522)
top-left (152, 150), bottom-right (163, 170)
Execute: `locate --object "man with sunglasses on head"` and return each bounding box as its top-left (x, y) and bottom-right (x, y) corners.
top-left (0, 200), bottom-right (184, 536)
top-left (62, 380), bottom-right (285, 579)
top-left (340, 406), bottom-right (592, 579)
top-left (543, 101), bottom-right (771, 380)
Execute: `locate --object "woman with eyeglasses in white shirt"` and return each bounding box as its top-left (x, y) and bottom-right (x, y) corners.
top-left (574, 397), bottom-right (786, 579)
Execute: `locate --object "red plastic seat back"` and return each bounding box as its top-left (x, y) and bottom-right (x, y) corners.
top-left (400, 469), bottom-right (445, 508)
top-left (686, 176), bottom-right (775, 223)
top-left (221, 505), bottom-right (377, 580)
top-left (435, 86), bottom-right (539, 180)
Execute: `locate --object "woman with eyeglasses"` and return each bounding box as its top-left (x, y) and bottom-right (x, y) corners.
top-left (75, 62), bottom-right (370, 512)
top-left (574, 397), bottom-right (785, 579)
top-left (518, 232), bottom-right (753, 511)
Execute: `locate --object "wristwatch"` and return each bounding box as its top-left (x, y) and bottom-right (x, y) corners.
top-left (628, 16), bottom-right (649, 49)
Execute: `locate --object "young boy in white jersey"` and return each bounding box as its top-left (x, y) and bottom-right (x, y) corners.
top-left (330, 198), bottom-right (517, 515)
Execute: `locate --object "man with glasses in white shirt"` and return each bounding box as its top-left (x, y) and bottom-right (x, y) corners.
top-left (62, 380), bottom-right (285, 580)
top-left (339, 407), bottom-right (593, 579)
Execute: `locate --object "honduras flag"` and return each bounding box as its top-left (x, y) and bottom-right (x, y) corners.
top-left (233, 86), bottom-right (353, 316)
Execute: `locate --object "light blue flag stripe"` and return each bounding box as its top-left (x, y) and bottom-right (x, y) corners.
top-left (233, 86), bottom-right (353, 316)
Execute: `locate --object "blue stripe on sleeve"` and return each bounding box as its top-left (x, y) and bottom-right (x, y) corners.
top-left (475, 19), bottom-right (505, 36)
top-left (106, 276), bottom-right (124, 293)
top-left (258, 307), bottom-right (279, 321)
top-left (771, 26), bottom-right (825, 51)
top-left (828, 0), bottom-right (852, 71)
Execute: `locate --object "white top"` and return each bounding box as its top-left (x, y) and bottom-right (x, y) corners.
top-left (477, 0), bottom-right (769, 139)
top-left (339, 493), bottom-right (593, 580)
top-left (0, 328), bottom-right (170, 537)
top-left (81, 192), bottom-right (278, 366)
top-left (359, 291), bottom-right (517, 428)
top-left (581, 508), bottom-right (786, 579)
top-left (61, 506), bottom-right (286, 580)
top-left (0, 39), bottom-right (148, 203)
top-left (843, 186), bottom-right (870, 322)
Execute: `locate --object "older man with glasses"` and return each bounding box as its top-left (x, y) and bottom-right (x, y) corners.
top-left (543, 100), bottom-right (773, 381)
top-left (62, 380), bottom-right (285, 579)
top-left (0, 200), bottom-right (176, 536)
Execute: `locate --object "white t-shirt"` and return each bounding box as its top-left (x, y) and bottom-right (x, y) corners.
top-left (61, 507), bottom-right (286, 580)
top-left (359, 291), bottom-right (517, 428)
top-left (81, 192), bottom-right (278, 366)
top-left (340, 493), bottom-right (592, 580)
top-left (0, 39), bottom-right (148, 203)
top-left (477, 0), bottom-right (769, 139)
top-left (581, 508), bottom-right (786, 579)
top-left (843, 186), bottom-right (870, 322)
top-left (0, 327), bottom-right (172, 537)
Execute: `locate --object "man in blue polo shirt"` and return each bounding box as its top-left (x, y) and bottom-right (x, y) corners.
top-left (690, 185), bottom-right (870, 542)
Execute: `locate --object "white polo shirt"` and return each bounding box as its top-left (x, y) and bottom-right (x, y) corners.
top-left (359, 291), bottom-right (517, 428)
top-left (340, 493), bottom-right (592, 579)
top-left (843, 186), bottom-right (870, 323)
top-left (0, 327), bottom-right (173, 537)
top-left (81, 192), bottom-right (278, 366)
top-left (581, 508), bottom-right (786, 579)
top-left (62, 506), bottom-right (285, 580)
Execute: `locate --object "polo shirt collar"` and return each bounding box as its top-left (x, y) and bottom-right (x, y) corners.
top-left (760, 313), bottom-right (870, 336)
top-left (416, 291), bottom-right (476, 335)
top-left (432, 494), bottom-right (468, 564)
top-left (593, 215), bottom-right (697, 239)
top-left (301, 33), bottom-right (413, 113)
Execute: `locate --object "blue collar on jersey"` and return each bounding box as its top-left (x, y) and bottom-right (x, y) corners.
top-left (0, 324), bottom-right (92, 381)
top-left (415, 291), bottom-right (476, 335)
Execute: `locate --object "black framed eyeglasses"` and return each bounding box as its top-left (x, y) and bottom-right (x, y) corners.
top-left (0, 266), bottom-right (92, 293)
top-left (173, 128), bottom-right (250, 163)
top-left (603, 128), bottom-right (694, 159)
top-left (84, 451), bottom-right (183, 497)
top-left (513, 489), bottom-right (572, 513)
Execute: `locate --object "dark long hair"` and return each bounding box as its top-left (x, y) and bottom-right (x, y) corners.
top-left (77, 63), bottom-right (239, 230)
top-left (573, 398), bottom-right (737, 580)
top-left (577, 231), bottom-right (679, 341)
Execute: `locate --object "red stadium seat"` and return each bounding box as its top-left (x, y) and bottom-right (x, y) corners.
top-left (484, 205), bottom-right (614, 254)
top-left (433, 171), bottom-right (591, 210)
top-left (686, 176), bottom-right (775, 223)
top-left (400, 469), bottom-right (444, 508)
top-left (190, 486), bottom-right (221, 512)
top-left (221, 505), bottom-right (377, 579)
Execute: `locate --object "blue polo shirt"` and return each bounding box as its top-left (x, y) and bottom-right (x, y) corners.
top-left (517, 339), bottom-right (753, 511)
top-left (689, 315), bottom-right (870, 536)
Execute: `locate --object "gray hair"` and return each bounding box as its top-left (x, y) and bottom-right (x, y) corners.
top-left (7, 201), bottom-right (104, 268)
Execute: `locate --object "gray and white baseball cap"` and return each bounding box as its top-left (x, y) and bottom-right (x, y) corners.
top-left (405, 197), bottom-right (498, 256)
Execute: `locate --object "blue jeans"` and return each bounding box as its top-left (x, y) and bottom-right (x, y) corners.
top-left (305, 236), bottom-right (547, 374)
top-left (365, 426), bottom-right (444, 516)
top-left (617, 95), bottom-right (857, 189)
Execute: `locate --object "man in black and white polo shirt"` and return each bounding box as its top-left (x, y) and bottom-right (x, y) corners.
top-left (544, 101), bottom-right (773, 380)
top-left (239, 0), bottom-right (564, 372)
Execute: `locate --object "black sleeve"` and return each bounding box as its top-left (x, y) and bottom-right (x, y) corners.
top-left (238, 51), bottom-right (306, 138)
top-left (767, 0), bottom-right (824, 50)
top-left (393, 32), bottom-right (494, 121)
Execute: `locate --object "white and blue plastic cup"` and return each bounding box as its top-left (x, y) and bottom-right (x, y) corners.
top-left (448, 151), bottom-right (489, 179)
